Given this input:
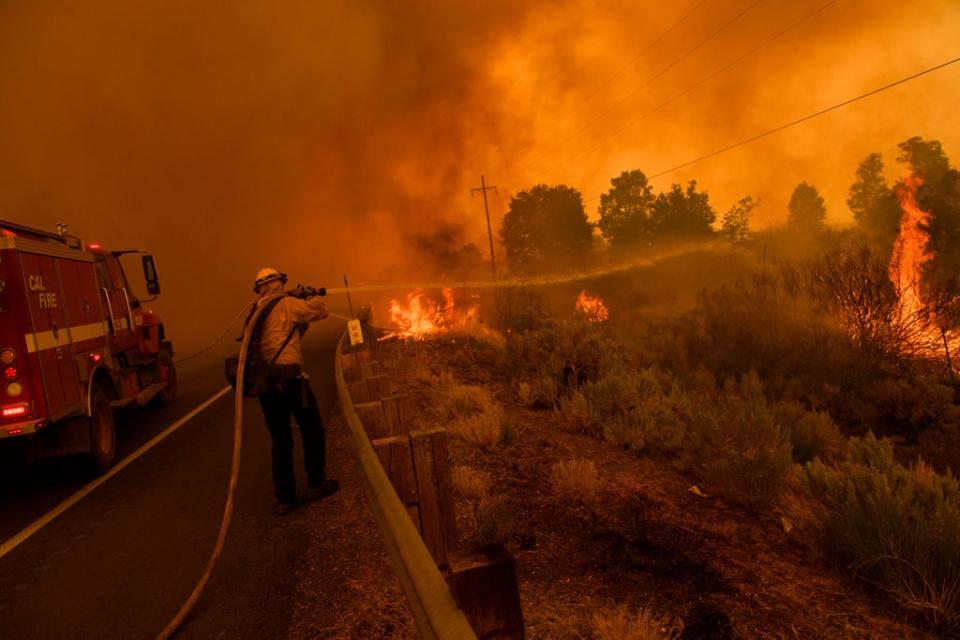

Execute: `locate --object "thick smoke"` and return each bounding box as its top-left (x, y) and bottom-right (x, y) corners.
top-left (0, 0), bottom-right (956, 351)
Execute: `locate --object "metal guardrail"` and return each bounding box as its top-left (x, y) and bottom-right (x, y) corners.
top-left (334, 334), bottom-right (477, 640)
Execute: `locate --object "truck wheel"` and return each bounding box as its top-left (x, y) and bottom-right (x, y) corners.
top-left (87, 386), bottom-right (117, 473)
top-left (154, 349), bottom-right (178, 408)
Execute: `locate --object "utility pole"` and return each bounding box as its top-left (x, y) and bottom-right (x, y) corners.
top-left (471, 174), bottom-right (498, 279)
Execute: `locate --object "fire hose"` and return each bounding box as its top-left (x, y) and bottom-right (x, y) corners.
top-left (155, 287), bottom-right (365, 639)
top-left (155, 248), bottom-right (706, 637)
top-left (155, 294), bottom-right (274, 640)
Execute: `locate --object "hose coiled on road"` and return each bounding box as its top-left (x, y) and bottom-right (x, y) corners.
top-left (155, 295), bottom-right (280, 640)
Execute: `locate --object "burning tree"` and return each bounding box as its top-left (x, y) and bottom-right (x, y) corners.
top-left (813, 175), bottom-right (960, 372)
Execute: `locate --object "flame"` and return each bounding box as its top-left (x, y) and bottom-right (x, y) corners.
top-left (576, 290), bottom-right (609, 323)
top-left (888, 175), bottom-right (958, 361)
top-left (380, 288), bottom-right (483, 340)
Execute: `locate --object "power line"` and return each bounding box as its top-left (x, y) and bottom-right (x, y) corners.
top-left (592, 0), bottom-right (710, 95)
top-left (514, 0), bottom-right (765, 178)
top-left (582, 54), bottom-right (960, 202)
top-left (548, 0), bottom-right (838, 177)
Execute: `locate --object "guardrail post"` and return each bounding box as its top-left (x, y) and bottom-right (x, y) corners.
top-left (410, 428), bottom-right (458, 568)
top-left (348, 374), bottom-right (392, 404)
top-left (382, 394), bottom-right (412, 435)
top-left (373, 435), bottom-right (419, 525)
top-left (448, 544), bottom-right (525, 639)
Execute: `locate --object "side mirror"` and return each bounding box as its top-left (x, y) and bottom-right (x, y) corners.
top-left (142, 254), bottom-right (161, 295)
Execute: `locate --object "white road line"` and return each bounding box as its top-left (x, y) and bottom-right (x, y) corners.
top-left (0, 386), bottom-right (232, 562)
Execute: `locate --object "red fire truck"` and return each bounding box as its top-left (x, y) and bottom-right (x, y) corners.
top-left (0, 220), bottom-right (176, 472)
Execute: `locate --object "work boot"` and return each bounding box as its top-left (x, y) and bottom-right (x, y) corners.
top-left (274, 500), bottom-right (299, 516)
top-left (304, 479), bottom-right (340, 503)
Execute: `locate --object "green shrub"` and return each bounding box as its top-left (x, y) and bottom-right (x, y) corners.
top-left (802, 433), bottom-right (960, 631)
top-left (682, 374), bottom-right (794, 509)
top-left (506, 319), bottom-right (621, 406)
top-left (773, 401), bottom-right (844, 464)
top-left (490, 286), bottom-right (547, 333)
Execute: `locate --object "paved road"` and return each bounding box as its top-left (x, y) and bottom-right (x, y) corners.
top-left (0, 323), bottom-right (344, 639)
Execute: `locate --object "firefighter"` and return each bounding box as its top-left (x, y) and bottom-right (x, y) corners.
top-left (253, 267), bottom-right (339, 515)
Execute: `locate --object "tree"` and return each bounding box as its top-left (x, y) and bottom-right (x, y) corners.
top-left (787, 182), bottom-right (826, 230)
top-left (897, 136), bottom-right (951, 186)
top-left (650, 180), bottom-right (716, 239)
top-left (896, 136), bottom-right (960, 285)
top-left (848, 153), bottom-right (900, 238)
top-left (597, 169), bottom-right (655, 251)
top-left (500, 184), bottom-right (594, 275)
top-left (721, 195), bottom-right (759, 244)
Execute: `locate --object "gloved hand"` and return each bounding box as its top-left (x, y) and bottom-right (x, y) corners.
top-left (291, 285), bottom-right (327, 299)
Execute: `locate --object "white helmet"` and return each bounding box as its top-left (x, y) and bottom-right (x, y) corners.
top-left (253, 267), bottom-right (287, 292)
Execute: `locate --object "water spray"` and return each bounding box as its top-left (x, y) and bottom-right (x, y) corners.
top-left (157, 243), bottom-right (713, 636)
top-left (323, 243), bottom-right (714, 296)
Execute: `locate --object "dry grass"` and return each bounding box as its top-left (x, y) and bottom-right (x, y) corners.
top-left (452, 465), bottom-right (492, 501)
top-left (594, 605), bottom-right (680, 640)
top-left (549, 459), bottom-right (601, 505)
top-left (451, 413), bottom-right (504, 449)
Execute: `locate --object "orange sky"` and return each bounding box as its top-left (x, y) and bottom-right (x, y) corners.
top-left (0, 0), bottom-right (957, 349)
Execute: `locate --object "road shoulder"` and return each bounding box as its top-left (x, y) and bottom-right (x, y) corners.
top-left (286, 413), bottom-right (416, 639)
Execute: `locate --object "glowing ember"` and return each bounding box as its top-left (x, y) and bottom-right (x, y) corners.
top-left (576, 290), bottom-right (609, 323)
top-left (888, 175), bottom-right (958, 361)
top-left (380, 288), bottom-right (481, 340)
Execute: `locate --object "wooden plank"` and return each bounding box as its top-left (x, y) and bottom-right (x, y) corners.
top-left (355, 401), bottom-right (389, 440)
top-left (349, 379), bottom-right (371, 404)
top-left (356, 347), bottom-right (373, 364)
top-left (372, 435), bottom-right (418, 505)
top-left (382, 394), bottom-right (412, 436)
top-left (360, 361), bottom-right (378, 379)
top-left (341, 351), bottom-right (358, 371)
top-left (410, 428), bottom-right (458, 568)
top-left (448, 544), bottom-right (525, 639)
top-left (366, 375), bottom-right (393, 401)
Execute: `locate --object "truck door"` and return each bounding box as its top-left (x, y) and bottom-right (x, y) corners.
top-left (94, 253), bottom-right (138, 354)
top-left (20, 252), bottom-right (75, 419)
top-left (58, 257), bottom-right (107, 402)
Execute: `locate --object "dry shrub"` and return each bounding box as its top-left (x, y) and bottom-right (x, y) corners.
top-left (452, 466), bottom-right (491, 501)
top-left (594, 605), bottom-right (679, 640)
top-left (802, 433), bottom-right (960, 632)
top-left (428, 372), bottom-right (506, 448)
top-left (436, 381), bottom-right (495, 420)
top-left (451, 407), bottom-right (504, 450)
top-left (549, 459), bottom-right (601, 505)
top-left (514, 380), bottom-right (536, 406)
top-left (476, 496), bottom-right (516, 545)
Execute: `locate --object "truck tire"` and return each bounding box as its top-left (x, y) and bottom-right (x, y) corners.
top-left (154, 349), bottom-right (178, 408)
top-left (87, 386), bottom-right (117, 473)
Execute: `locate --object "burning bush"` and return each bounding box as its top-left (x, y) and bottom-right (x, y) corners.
top-left (802, 433), bottom-right (960, 632)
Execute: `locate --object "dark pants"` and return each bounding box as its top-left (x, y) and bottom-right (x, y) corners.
top-left (258, 370), bottom-right (326, 504)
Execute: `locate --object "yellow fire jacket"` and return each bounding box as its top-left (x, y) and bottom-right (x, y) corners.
top-left (256, 294), bottom-right (329, 367)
